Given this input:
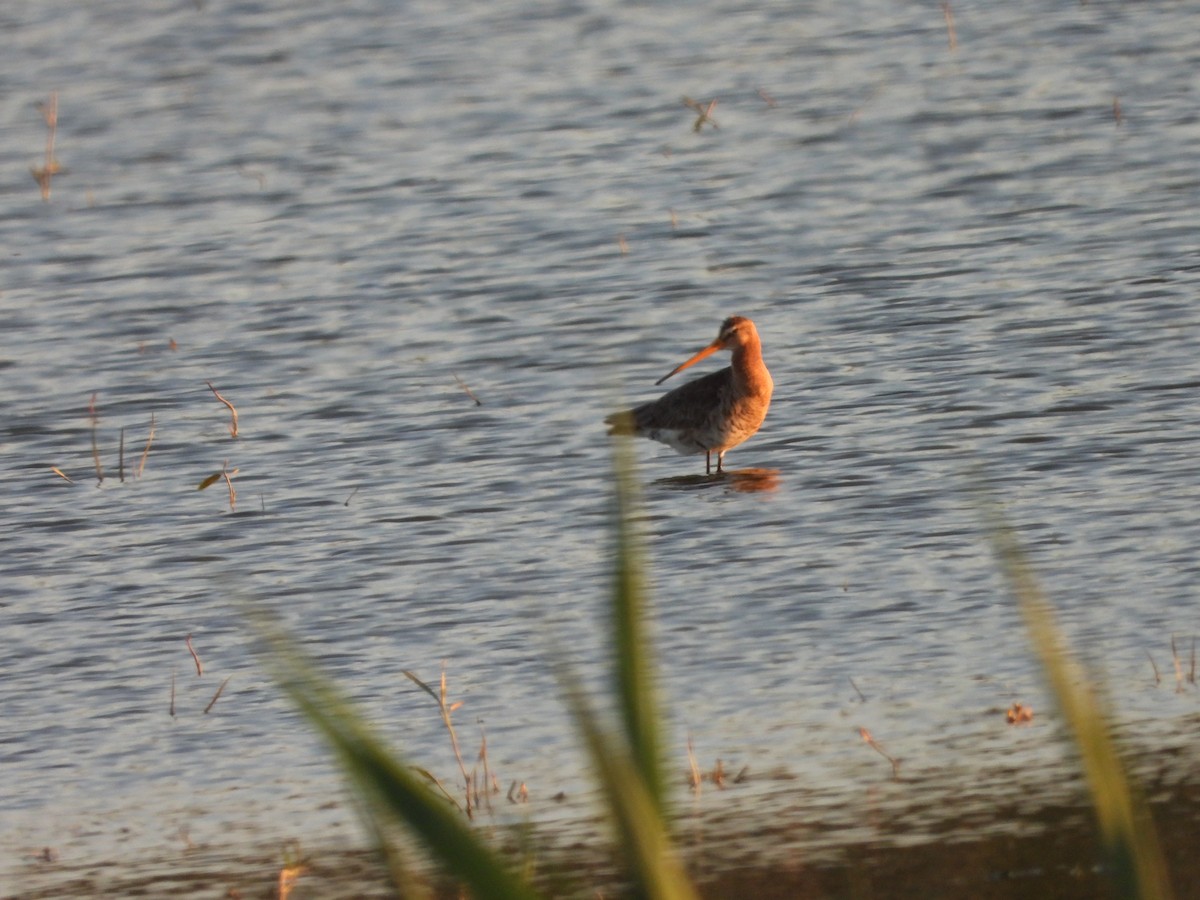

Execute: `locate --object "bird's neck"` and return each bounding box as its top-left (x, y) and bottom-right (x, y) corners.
top-left (731, 342), bottom-right (770, 392)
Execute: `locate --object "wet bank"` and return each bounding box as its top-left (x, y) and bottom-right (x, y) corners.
top-left (8, 737), bottom-right (1200, 899)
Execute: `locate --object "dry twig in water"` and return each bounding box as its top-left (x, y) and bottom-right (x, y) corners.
top-left (170, 668), bottom-right (177, 718)
top-left (136, 414), bottom-right (156, 478)
top-left (453, 373), bottom-right (483, 406)
top-left (205, 380), bottom-right (239, 438)
top-left (1146, 649), bottom-right (1161, 686)
top-left (186, 634), bottom-right (204, 676)
top-left (204, 676), bottom-right (231, 714)
top-left (850, 677), bottom-right (867, 702)
top-left (50, 466), bottom-right (73, 483)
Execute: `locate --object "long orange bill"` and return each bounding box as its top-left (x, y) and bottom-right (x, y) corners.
top-left (656, 340), bottom-right (722, 385)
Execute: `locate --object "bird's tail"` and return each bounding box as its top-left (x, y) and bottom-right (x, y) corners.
top-left (604, 410), bottom-right (637, 436)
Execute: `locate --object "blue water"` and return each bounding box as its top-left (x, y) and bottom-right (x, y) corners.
top-left (4, 1), bottom-right (1200, 894)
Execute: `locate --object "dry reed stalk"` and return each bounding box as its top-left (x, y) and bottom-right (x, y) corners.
top-left (686, 735), bottom-right (702, 792)
top-left (1113, 96), bottom-right (1123, 126)
top-left (170, 668), bottom-right (177, 718)
top-left (683, 96), bottom-right (719, 131)
top-left (1171, 636), bottom-right (1185, 693)
top-left (90, 430), bottom-right (102, 483)
top-left (478, 727), bottom-right (494, 814)
top-left (205, 380), bottom-right (239, 437)
top-left (343, 487), bottom-right (359, 507)
top-left (118, 426), bottom-right (125, 483)
top-left (1147, 649), bottom-right (1161, 686)
top-left (50, 466), bottom-right (73, 483)
top-left (453, 373), bottom-right (483, 406)
top-left (418, 766), bottom-right (461, 810)
top-left (858, 727), bottom-right (900, 779)
top-left (31, 92), bottom-right (61, 201)
top-left (136, 414), bottom-right (155, 478)
top-left (403, 665), bottom-right (474, 818)
top-left (850, 677), bottom-right (867, 702)
top-left (186, 634), bottom-right (203, 676)
top-left (441, 669), bottom-right (471, 815)
top-left (221, 460), bottom-right (237, 511)
top-left (204, 676), bottom-right (231, 713)
top-left (88, 393), bottom-right (103, 484)
top-left (278, 863), bottom-right (306, 900)
top-left (941, 2), bottom-right (957, 51)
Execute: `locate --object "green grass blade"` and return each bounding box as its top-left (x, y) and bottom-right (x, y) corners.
top-left (545, 436), bottom-right (697, 900)
top-left (985, 505), bottom-right (1174, 900)
top-left (402, 669), bottom-right (441, 704)
top-left (265, 629), bottom-right (540, 900)
top-left (559, 662), bottom-right (700, 900)
top-left (610, 434), bottom-right (666, 814)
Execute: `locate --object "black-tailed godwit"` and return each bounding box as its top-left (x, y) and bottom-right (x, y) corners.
top-left (605, 316), bottom-right (772, 474)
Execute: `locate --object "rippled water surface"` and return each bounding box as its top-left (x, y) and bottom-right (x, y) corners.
top-left (4, 0), bottom-right (1200, 894)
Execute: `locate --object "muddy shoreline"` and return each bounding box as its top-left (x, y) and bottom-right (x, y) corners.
top-left (8, 772), bottom-right (1200, 899)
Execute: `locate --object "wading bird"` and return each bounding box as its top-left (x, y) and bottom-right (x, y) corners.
top-left (605, 316), bottom-right (772, 474)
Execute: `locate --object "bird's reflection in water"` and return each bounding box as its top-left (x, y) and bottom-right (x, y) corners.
top-left (726, 467), bottom-right (780, 492)
top-left (655, 467), bottom-right (780, 493)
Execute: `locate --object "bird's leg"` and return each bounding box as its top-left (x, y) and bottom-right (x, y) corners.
top-left (716, 452), bottom-right (725, 474)
top-left (705, 451), bottom-right (712, 475)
